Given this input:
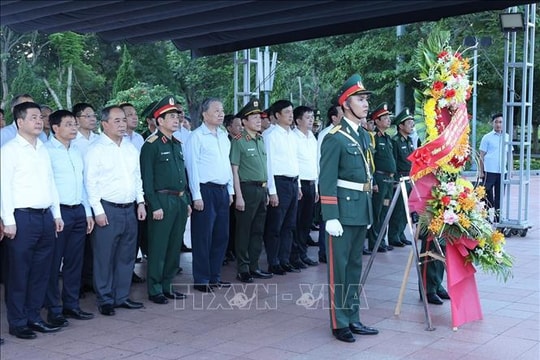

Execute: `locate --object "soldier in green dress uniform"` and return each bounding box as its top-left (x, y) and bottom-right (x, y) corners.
top-left (367, 102), bottom-right (397, 251)
top-left (319, 74), bottom-right (379, 343)
top-left (140, 96), bottom-right (191, 304)
top-left (230, 99), bottom-right (273, 283)
top-left (387, 108), bottom-right (415, 247)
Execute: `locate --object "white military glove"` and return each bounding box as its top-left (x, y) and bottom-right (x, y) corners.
top-left (325, 219), bottom-right (344, 237)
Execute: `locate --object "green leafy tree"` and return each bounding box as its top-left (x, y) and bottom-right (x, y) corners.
top-left (112, 45), bottom-right (136, 96)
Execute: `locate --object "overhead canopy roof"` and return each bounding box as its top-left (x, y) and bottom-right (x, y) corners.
top-left (1, 0), bottom-right (533, 57)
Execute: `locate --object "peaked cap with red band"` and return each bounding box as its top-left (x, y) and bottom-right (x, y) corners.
top-left (152, 95), bottom-right (180, 119)
top-left (336, 73), bottom-right (372, 106)
top-left (370, 102), bottom-right (391, 120)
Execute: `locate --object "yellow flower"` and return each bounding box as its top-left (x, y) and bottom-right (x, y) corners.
top-left (492, 231), bottom-right (505, 245)
top-left (478, 238), bottom-right (486, 248)
top-left (428, 216), bottom-right (444, 234)
top-left (458, 213), bottom-right (471, 228)
top-left (475, 186), bottom-right (486, 199)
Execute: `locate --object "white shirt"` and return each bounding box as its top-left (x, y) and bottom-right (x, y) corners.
top-left (173, 127), bottom-right (191, 153)
top-left (293, 128), bottom-right (318, 185)
top-left (317, 124), bottom-right (334, 174)
top-left (479, 130), bottom-right (511, 174)
top-left (123, 131), bottom-right (145, 152)
top-left (263, 124), bottom-right (300, 195)
top-left (184, 123), bottom-right (234, 201)
top-left (84, 134), bottom-right (145, 216)
top-left (0, 134), bottom-right (61, 225)
top-left (0, 123), bottom-right (48, 147)
top-left (45, 137), bottom-right (92, 216)
top-left (72, 130), bottom-right (99, 156)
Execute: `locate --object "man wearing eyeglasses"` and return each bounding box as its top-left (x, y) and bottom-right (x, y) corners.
top-left (72, 103), bottom-right (99, 156)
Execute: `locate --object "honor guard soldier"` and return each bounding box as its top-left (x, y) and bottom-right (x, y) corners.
top-left (387, 108), bottom-right (415, 247)
top-left (230, 99), bottom-right (273, 283)
top-left (140, 96), bottom-right (191, 304)
top-left (319, 74), bottom-right (379, 343)
top-left (367, 102), bottom-right (397, 252)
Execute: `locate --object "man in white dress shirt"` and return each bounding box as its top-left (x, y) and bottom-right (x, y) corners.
top-left (262, 99), bottom-right (302, 275)
top-left (0, 94), bottom-right (48, 147)
top-left (185, 98), bottom-right (234, 293)
top-left (290, 105), bottom-right (319, 268)
top-left (1, 102), bottom-right (64, 339)
top-left (120, 103), bottom-right (145, 152)
top-left (44, 110), bottom-right (96, 326)
top-left (85, 105), bottom-right (146, 315)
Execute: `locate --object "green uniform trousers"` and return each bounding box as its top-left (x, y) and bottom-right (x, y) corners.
top-left (147, 193), bottom-right (189, 296)
top-left (368, 173), bottom-right (394, 250)
top-left (420, 238), bottom-right (446, 294)
top-left (326, 224), bottom-right (367, 329)
top-left (235, 183), bottom-right (267, 273)
top-left (388, 180), bottom-right (412, 244)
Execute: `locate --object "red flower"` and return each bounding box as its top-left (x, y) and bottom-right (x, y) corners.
top-left (433, 81), bottom-right (445, 91)
top-left (442, 196), bottom-right (451, 206)
top-left (454, 52), bottom-right (462, 59)
top-left (438, 51), bottom-right (449, 59)
top-left (444, 88), bottom-right (456, 98)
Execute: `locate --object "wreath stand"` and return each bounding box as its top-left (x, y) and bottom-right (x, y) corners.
top-left (360, 176), bottom-right (446, 331)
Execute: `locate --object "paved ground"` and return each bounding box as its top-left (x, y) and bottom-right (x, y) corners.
top-left (1, 177), bottom-right (538, 360)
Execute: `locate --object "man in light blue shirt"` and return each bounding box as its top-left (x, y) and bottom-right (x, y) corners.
top-left (184, 98), bottom-right (234, 293)
top-left (44, 110), bottom-right (96, 326)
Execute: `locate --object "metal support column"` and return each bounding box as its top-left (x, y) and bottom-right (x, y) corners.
top-left (499, 4), bottom-right (535, 237)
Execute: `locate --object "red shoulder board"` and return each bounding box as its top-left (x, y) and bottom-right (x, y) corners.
top-left (233, 133), bottom-right (242, 140)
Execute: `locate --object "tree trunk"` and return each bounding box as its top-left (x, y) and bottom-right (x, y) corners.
top-left (0, 27), bottom-right (26, 110)
top-left (66, 64), bottom-right (73, 110)
top-left (42, 78), bottom-right (63, 109)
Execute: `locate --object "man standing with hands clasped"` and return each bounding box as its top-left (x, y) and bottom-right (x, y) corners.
top-left (140, 96), bottom-right (191, 304)
top-left (319, 74), bottom-right (379, 343)
top-left (1, 102), bottom-right (64, 339)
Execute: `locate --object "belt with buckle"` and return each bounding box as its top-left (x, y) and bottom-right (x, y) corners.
top-left (60, 204), bottom-right (82, 209)
top-left (101, 199), bottom-right (134, 208)
top-left (157, 189), bottom-right (185, 196)
top-left (16, 207), bottom-right (49, 214)
top-left (241, 181), bottom-right (267, 188)
top-left (375, 170), bottom-right (394, 177)
top-left (337, 179), bottom-right (371, 192)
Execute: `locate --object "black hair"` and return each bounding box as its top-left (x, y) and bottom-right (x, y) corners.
top-left (10, 93), bottom-right (34, 111)
top-left (326, 105), bottom-right (339, 126)
top-left (293, 106), bottom-right (313, 125)
top-left (100, 105), bottom-right (122, 122)
top-left (13, 102), bottom-right (41, 129)
top-left (72, 103), bottom-right (95, 117)
top-left (224, 114), bottom-right (235, 127)
top-left (491, 113), bottom-right (503, 122)
top-left (49, 109), bottom-right (75, 134)
top-left (270, 100), bottom-right (293, 117)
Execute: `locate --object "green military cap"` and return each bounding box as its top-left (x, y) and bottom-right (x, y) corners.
top-left (370, 102), bottom-right (391, 120)
top-left (236, 98), bottom-right (263, 119)
top-left (335, 73), bottom-right (372, 106)
top-left (141, 100), bottom-right (158, 119)
top-left (152, 95), bottom-right (180, 119)
top-left (393, 107), bottom-right (414, 126)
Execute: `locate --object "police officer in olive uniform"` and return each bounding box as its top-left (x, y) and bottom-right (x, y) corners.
top-left (320, 74), bottom-right (379, 343)
top-left (367, 103), bottom-right (396, 252)
top-left (140, 96), bottom-right (191, 304)
top-left (387, 108), bottom-right (415, 247)
top-left (230, 99), bottom-right (273, 283)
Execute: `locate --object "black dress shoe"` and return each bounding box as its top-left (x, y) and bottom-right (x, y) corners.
top-left (194, 284), bottom-right (214, 293)
top-left (210, 281), bottom-right (231, 288)
top-left (376, 246), bottom-right (387, 253)
top-left (181, 243), bottom-right (192, 252)
top-left (363, 249), bottom-right (372, 255)
top-left (250, 269), bottom-right (273, 279)
top-left (349, 322), bottom-right (379, 335)
top-left (132, 272), bottom-right (145, 283)
top-left (427, 293), bottom-right (444, 305)
top-left (437, 289), bottom-right (451, 300)
top-left (332, 328), bottom-right (355, 343)
top-left (401, 239), bottom-right (412, 245)
top-left (318, 255), bottom-right (327, 263)
top-left (386, 244), bottom-right (394, 251)
top-left (301, 257), bottom-right (319, 266)
top-left (389, 241), bottom-right (406, 247)
top-left (47, 313), bottom-right (69, 327)
top-left (237, 272), bottom-right (254, 283)
top-left (177, 266), bottom-right (183, 275)
top-left (268, 264), bottom-right (286, 275)
top-left (149, 294), bottom-right (169, 304)
top-left (98, 304), bottom-right (116, 316)
top-left (281, 263), bottom-right (301, 273)
top-left (116, 299), bottom-right (144, 309)
top-left (63, 308), bottom-right (94, 320)
top-left (163, 291), bottom-right (187, 300)
top-left (306, 238), bottom-right (319, 247)
top-left (291, 260), bottom-right (308, 269)
top-left (27, 321), bottom-right (61, 333)
top-left (9, 326), bottom-right (37, 340)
